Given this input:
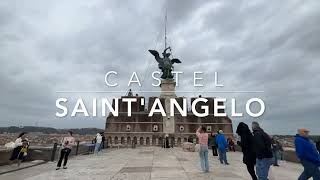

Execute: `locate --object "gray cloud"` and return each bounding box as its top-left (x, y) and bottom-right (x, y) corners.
top-left (0, 0), bottom-right (319, 135)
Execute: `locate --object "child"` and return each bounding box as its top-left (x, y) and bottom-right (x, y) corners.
top-left (17, 139), bottom-right (29, 167)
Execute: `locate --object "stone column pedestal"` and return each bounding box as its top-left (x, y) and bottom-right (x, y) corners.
top-left (160, 79), bottom-right (176, 135)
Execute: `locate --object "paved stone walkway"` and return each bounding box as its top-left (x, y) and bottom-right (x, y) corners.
top-left (0, 147), bottom-right (303, 180)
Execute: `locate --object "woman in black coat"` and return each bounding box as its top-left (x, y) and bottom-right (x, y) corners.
top-left (236, 122), bottom-right (258, 180)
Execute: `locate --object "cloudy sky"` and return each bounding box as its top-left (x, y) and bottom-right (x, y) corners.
top-left (0, 0), bottom-right (319, 135)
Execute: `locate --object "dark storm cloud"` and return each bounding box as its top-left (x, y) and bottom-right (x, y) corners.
top-left (0, 0), bottom-right (319, 134)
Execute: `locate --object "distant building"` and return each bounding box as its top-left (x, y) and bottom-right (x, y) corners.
top-left (105, 91), bottom-right (233, 147)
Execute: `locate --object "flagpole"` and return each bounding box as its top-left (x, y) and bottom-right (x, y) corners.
top-left (164, 8), bottom-right (167, 50)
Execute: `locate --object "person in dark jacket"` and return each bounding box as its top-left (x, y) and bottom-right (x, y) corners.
top-left (236, 122), bottom-right (258, 180)
top-left (101, 132), bottom-right (106, 149)
top-left (164, 135), bottom-right (170, 148)
top-left (208, 132), bottom-right (218, 156)
top-left (252, 121), bottom-right (273, 180)
top-left (295, 128), bottom-right (320, 180)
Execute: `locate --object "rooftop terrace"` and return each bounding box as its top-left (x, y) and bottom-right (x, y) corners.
top-left (0, 147), bottom-right (303, 180)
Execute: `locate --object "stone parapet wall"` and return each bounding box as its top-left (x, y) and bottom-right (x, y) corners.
top-left (0, 143), bottom-right (93, 166)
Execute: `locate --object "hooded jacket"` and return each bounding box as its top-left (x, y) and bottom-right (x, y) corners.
top-left (236, 122), bottom-right (256, 165)
top-left (295, 134), bottom-right (320, 166)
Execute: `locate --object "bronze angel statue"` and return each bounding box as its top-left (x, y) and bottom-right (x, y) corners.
top-left (148, 47), bottom-right (181, 79)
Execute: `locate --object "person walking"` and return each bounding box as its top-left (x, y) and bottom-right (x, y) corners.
top-left (227, 138), bottom-right (236, 152)
top-left (91, 138), bottom-right (96, 153)
top-left (196, 126), bottom-right (209, 172)
top-left (216, 130), bottom-right (229, 165)
top-left (252, 121), bottom-right (273, 180)
top-left (236, 122), bottom-right (258, 180)
top-left (56, 131), bottom-right (75, 170)
top-left (101, 133), bottom-right (106, 149)
top-left (271, 137), bottom-right (283, 166)
top-left (208, 132), bottom-right (218, 156)
top-left (94, 133), bottom-right (102, 154)
top-left (295, 128), bottom-right (320, 180)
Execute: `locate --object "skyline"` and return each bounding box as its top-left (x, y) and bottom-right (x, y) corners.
top-left (1, 0), bottom-right (320, 135)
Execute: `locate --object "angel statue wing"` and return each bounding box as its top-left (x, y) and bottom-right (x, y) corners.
top-left (171, 58), bottom-right (181, 64)
top-left (148, 50), bottom-right (162, 63)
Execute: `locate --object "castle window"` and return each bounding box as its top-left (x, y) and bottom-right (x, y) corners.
top-left (206, 126), bottom-right (212, 132)
top-left (126, 124), bottom-right (131, 131)
top-left (153, 125), bottom-right (158, 132)
top-left (179, 125), bottom-right (184, 132)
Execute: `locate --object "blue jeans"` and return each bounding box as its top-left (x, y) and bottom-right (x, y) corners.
top-left (218, 149), bottom-right (228, 164)
top-left (94, 143), bottom-right (101, 154)
top-left (256, 158), bottom-right (273, 180)
top-left (273, 151), bottom-right (279, 165)
top-left (199, 145), bottom-right (209, 172)
top-left (298, 160), bottom-right (320, 180)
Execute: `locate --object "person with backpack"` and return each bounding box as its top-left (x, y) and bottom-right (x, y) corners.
top-left (252, 121), bottom-right (273, 180)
